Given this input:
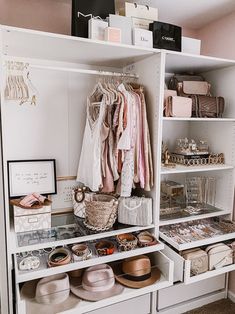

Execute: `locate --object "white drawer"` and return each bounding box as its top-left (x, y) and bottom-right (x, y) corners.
top-left (163, 244), bottom-right (235, 284)
top-left (88, 294), bottom-right (150, 314)
top-left (158, 275), bottom-right (225, 310)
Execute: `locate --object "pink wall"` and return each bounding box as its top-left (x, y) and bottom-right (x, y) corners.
top-left (198, 11), bottom-right (235, 59)
top-left (0, 0), bottom-right (71, 35)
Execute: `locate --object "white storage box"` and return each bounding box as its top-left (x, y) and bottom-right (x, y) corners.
top-left (182, 36), bottom-right (201, 55)
top-left (13, 205), bottom-right (51, 233)
top-left (133, 28), bottom-right (153, 48)
top-left (88, 18), bottom-right (108, 41)
top-left (109, 14), bottom-right (132, 45)
top-left (105, 27), bottom-right (121, 43)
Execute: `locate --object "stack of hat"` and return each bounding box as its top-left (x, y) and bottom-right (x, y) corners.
top-left (21, 255), bottom-right (161, 311)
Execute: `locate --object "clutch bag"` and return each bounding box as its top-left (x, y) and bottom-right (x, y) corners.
top-left (182, 248), bottom-right (208, 275)
top-left (205, 243), bottom-right (233, 270)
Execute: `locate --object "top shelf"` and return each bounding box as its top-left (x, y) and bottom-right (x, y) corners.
top-left (164, 50), bottom-right (235, 73)
top-left (1, 25), bottom-right (235, 71)
top-left (0, 25), bottom-right (158, 68)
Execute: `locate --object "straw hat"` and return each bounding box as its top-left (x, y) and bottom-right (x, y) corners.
top-left (114, 255), bottom-right (161, 289)
top-left (71, 264), bottom-right (124, 301)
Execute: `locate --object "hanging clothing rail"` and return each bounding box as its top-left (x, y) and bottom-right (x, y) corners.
top-left (29, 64), bottom-right (139, 79)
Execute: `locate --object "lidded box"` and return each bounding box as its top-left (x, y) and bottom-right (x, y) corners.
top-left (7, 159), bottom-right (56, 233)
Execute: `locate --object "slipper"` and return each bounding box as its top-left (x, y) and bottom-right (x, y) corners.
top-left (19, 194), bottom-right (40, 208)
top-left (10, 193), bottom-right (52, 209)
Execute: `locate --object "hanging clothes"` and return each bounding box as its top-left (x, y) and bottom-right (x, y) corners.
top-left (77, 80), bottom-right (154, 196)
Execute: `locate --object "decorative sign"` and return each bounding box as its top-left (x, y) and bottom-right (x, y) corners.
top-left (50, 176), bottom-right (78, 214)
top-left (7, 159), bottom-right (56, 198)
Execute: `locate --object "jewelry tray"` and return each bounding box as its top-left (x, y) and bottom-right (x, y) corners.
top-left (160, 218), bottom-right (235, 251)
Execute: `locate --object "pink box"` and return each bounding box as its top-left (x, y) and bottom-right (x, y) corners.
top-left (105, 27), bottom-right (122, 43)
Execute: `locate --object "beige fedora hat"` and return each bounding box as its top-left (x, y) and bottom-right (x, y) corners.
top-left (35, 273), bottom-right (70, 304)
top-left (21, 275), bottom-right (80, 314)
top-left (114, 255), bottom-right (161, 289)
top-left (71, 264), bottom-right (124, 302)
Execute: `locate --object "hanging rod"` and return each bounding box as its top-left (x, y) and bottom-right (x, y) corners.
top-left (29, 64), bottom-right (139, 79)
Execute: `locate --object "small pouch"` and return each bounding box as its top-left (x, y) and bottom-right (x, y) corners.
top-left (182, 248), bottom-right (208, 275)
top-left (165, 96), bottom-right (192, 118)
top-left (205, 243), bottom-right (233, 270)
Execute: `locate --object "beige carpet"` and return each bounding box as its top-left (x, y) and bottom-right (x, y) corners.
top-left (185, 299), bottom-right (235, 314)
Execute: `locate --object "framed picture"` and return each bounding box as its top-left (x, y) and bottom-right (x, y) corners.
top-left (7, 159), bottom-right (56, 198)
top-left (50, 176), bottom-right (77, 214)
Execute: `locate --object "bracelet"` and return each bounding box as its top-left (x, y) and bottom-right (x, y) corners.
top-left (137, 232), bottom-right (158, 247)
top-left (72, 244), bottom-right (92, 261)
top-left (19, 256), bottom-right (40, 271)
top-left (95, 241), bottom-right (115, 256)
top-left (116, 233), bottom-right (138, 251)
top-left (48, 248), bottom-right (71, 267)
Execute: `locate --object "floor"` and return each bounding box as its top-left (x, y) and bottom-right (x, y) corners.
top-left (185, 299), bottom-right (235, 314)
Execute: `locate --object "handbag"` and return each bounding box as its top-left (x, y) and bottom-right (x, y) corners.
top-left (182, 248), bottom-right (208, 275)
top-left (118, 197), bottom-right (152, 226)
top-left (168, 74), bottom-right (204, 91)
top-left (72, 187), bottom-right (95, 219)
top-left (190, 95), bottom-right (225, 118)
top-left (84, 194), bottom-right (118, 231)
top-left (205, 243), bottom-right (233, 270)
top-left (164, 96), bottom-right (192, 118)
top-left (177, 81), bottom-right (211, 97)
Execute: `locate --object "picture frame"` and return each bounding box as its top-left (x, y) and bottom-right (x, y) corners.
top-left (50, 176), bottom-right (77, 215)
top-left (7, 159), bottom-right (57, 198)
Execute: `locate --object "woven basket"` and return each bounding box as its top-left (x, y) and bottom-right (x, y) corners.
top-left (84, 194), bottom-right (118, 231)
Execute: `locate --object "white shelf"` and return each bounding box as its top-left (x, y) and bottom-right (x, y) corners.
top-left (159, 210), bottom-right (230, 226)
top-left (161, 164), bottom-right (234, 175)
top-left (160, 230), bottom-right (235, 251)
top-left (164, 50), bottom-right (235, 73)
top-left (18, 251), bottom-right (173, 314)
top-left (15, 242), bottom-right (164, 283)
top-left (163, 117), bottom-right (235, 122)
top-left (11, 224), bottom-right (155, 254)
top-left (0, 25), bottom-right (159, 67)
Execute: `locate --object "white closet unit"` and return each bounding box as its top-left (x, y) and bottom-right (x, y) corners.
top-left (0, 24), bottom-right (235, 314)
top-left (0, 25), bottom-right (173, 314)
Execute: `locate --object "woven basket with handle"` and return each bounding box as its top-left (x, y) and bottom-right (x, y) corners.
top-left (84, 194), bottom-right (118, 231)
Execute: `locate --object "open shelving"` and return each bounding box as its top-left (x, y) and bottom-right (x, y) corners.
top-left (0, 24), bottom-right (235, 314)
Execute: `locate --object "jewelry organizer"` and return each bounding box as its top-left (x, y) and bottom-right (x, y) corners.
top-left (0, 25), bottom-right (234, 314)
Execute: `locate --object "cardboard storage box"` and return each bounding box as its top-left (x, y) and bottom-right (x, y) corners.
top-left (13, 205), bottom-right (51, 233)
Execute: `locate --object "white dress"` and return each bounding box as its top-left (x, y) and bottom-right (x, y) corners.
top-left (77, 97), bottom-right (106, 191)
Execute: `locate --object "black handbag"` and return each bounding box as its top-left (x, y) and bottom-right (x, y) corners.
top-left (71, 0), bottom-right (115, 38)
top-left (149, 21), bottom-right (182, 51)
